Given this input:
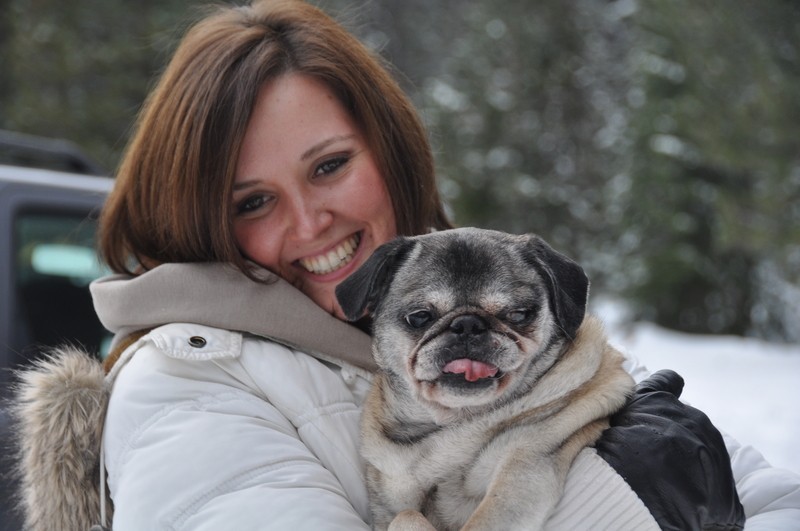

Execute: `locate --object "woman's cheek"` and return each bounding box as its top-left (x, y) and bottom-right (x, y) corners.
top-left (235, 222), bottom-right (277, 268)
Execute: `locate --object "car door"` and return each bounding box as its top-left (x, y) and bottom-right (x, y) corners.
top-left (0, 166), bottom-right (112, 531)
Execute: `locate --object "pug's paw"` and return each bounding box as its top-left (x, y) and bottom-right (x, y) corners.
top-left (388, 510), bottom-right (437, 531)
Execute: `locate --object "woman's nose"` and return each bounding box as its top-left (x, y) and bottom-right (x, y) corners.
top-left (288, 193), bottom-right (333, 240)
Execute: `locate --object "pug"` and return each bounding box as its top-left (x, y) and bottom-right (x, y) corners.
top-left (335, 228), bottom-right (636, 531)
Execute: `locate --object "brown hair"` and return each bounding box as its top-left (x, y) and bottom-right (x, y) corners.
top-left (99, 0), bottom-right (452, 276)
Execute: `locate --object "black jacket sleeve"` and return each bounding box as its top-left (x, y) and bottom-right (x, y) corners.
top-left (595, 369), bottom-right (745, 531)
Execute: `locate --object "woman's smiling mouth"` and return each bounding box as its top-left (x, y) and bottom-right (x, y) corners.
top-left (298, 233), bottom-right (361, 275)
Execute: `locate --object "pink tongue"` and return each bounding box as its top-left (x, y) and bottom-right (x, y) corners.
top-left (442, 359), bottom-right (499, 382)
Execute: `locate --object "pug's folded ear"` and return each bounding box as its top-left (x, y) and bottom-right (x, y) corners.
top-left (335, 237), bottom-right (415, 322)
top-left (521, 235), bottom-right (589, 339)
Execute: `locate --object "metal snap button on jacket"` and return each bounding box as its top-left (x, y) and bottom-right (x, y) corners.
top-left (188, 336), bottom-right (207, 348)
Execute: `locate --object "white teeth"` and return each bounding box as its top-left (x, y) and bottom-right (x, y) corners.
top-left (318, 255), bottom-right (332, 271)
top-left (299, 234), bottom-right (361, 275)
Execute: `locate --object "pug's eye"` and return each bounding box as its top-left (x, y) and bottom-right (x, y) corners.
top-left (405, 310), bottom-right (433, 329)
top-left (506, 309), bottom-right (532, 324)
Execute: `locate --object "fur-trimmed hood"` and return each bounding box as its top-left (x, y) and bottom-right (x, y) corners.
top-left (10, 346), bottom-right (112, 530)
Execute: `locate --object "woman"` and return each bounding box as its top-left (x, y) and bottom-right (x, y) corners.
top-left (12, 1), bottom-right (799, 530)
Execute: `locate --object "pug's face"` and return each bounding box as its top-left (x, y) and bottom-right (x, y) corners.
top-left (335, 228), bottom-right (589, 413)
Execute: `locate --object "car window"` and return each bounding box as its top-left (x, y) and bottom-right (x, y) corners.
top-left (13, 209), bottom-right (111, 360)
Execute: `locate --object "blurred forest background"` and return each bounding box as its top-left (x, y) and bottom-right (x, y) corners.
top-left (1, 0), bottom-right (798, 342)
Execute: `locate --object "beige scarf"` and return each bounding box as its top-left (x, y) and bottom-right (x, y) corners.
top-left (90, 262), bottom-right (377, 372)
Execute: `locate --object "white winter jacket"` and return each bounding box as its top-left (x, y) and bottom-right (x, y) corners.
top-left (103, 322), bottom-right (374, 529)
top-left (12, 262), bottom-right (800, 530)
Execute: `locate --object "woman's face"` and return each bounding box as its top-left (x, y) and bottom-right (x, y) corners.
top-left (232, 73), bottom-right (397, 318)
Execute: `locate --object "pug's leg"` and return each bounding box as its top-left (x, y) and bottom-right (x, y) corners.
top-left (463, 420), bottom-right (608, 531)
top-left (367, 463), bottom-right (434, 531)
top-left (388, 510), bottom-right (437, 531)
top-left (366, 468), bottom-right (401, 530)
top-left (462, 451), bottom-right (561, 530)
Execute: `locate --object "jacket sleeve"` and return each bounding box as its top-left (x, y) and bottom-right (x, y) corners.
top-left (724, 432), bottom-right (800, 529)
top-left (103, 324), bottom-right (371, 531)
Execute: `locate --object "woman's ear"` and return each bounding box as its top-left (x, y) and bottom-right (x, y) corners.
top-left (335, 237), bottom-right (414, 322)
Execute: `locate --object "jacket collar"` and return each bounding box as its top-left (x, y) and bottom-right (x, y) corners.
top-left (90, 262), bottom-right (377, 372)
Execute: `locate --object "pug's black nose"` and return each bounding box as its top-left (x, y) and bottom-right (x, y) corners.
top-left (450, 315), bottom-right (488, 336)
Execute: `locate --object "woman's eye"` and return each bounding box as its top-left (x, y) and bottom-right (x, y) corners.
top-left (314, 155), bottom-right (349, 177)
top-left (235, 194), bottom-right (271, 216)
top-left (506, 309), bottom-right (531, 324)
top-left (405, 310), bottom-right (433, 329)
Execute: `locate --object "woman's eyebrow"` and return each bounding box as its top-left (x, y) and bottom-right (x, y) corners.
top-left (232, 180), bottom-right (258, 192)
top-left (233, 134), bottom-right (358, 190)
top-left (300, 134), bottom-right (356, 161)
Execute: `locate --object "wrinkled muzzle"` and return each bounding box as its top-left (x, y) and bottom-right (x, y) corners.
top-left (411, 313), bottom-right (528, 409)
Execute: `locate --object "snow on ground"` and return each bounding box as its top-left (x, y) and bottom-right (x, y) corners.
top-left (592, 299), bottom-right (800, 476)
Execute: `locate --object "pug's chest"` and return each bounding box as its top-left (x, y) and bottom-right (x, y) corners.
top-left (373, 425), bottom-right (515, 527)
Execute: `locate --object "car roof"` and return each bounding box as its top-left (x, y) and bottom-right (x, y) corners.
top-left (0, 164), bottom-right (114, 194)
top-left (0, 129), bottom-right (106, 176)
